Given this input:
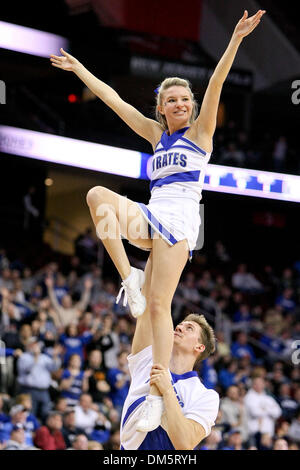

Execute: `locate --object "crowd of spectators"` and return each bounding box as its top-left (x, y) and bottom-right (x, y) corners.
top-left (0, 236), bottom-right (299, 451)
top-left (212, 121), bottom-right (298, 175)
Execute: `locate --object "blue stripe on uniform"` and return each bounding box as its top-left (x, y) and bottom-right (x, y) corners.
top-left (180, 137), bottom-right (207, 155)
top-left (150, 170), bottom-right (200, 191)
top-left (137, 203), bottom-right (178, 246)
top-left (121, 396), bottom-right (146, 429)
top-left (154, 145), bottom-right (203, 155)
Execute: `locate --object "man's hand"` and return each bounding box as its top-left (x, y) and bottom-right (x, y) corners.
top-left (233, 10), bottom-right (266, 39)
top-left (50, 48), bottom-right (80, 72)
top-left (0, 287), bottom-right (10, 299)
top-left (150, 364), bottom-right (173, 396)
top-left (84, 277), bottom-right (93, 290)
top-left (45, 275), bottom-right (54, 289)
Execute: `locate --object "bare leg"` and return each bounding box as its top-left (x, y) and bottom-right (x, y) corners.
top-left (86, 186), bottom-right (151, 280)
top-left (149, 238), bottom-right (189, 395)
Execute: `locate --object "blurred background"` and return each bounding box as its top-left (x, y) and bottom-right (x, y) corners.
top-left (0, 0), bottom-right (300, 451)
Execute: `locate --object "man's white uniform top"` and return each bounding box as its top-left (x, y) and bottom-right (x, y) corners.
top-left (120, 346), bottom-right (219, 450)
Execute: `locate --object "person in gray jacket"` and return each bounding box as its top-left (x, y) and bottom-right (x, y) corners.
top-left (17, 337), bottom-right (61, 421)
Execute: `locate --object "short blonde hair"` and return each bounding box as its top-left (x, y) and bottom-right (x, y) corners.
top-left (183, 313), bottom-right (216, 366)
top-left (155, 77), bottom-right (198, 131)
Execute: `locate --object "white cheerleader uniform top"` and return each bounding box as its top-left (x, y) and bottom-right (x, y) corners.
top-left (120, 345), bottom-right (219, 450)
top-left (136, 126), bottom-right (211, 256)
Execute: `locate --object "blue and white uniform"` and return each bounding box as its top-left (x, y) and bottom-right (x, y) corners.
top-left (120, 346), bottom-right (219, 450)
top-left (135, 127), bottom-right (211, 257)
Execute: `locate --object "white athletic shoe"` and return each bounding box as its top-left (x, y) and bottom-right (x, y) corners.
top-left (115, 267), bottom-right (146, 318)
top-left (136, 396), bottom-right (164, 433)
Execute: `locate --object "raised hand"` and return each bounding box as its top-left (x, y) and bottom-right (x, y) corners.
top-left (50, 48), bottom-right (80, 72)
top-left (45, 275), bottom-right (54, 288)
top-left (234, 10), bottom-right (266, 39)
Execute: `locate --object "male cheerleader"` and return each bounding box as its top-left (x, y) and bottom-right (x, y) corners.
top-left (120, 260), bottom-right (219, 450)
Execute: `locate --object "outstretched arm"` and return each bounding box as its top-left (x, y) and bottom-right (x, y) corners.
top-left (195, 10), bottom-right (266, 149)
top-left (50, 49), bottom-right (162, 146)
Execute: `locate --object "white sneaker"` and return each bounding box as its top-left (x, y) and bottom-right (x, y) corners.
top-left (116, 267), bottom-right (146, 318)
top-left (136, 396), bottom-right (164, 433)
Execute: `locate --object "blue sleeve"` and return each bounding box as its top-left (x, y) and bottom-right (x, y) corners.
top-left (59, 334), bottom-right (66, 345)
top-left (106, 369), bottom-right (118, 386)
top-left (231, 343), bottom-right (238, 356)
top-left (5, 348), bottom-right (15, 357)
top-left (61, 369), bottom-right (71, 379)
top-left (80, 332), bottom-right (93, 346)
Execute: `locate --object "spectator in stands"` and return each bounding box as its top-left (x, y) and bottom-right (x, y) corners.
top-left (219, 428), bottom-right (244, 450)
top-left (0, 395), bottom-right (9, 444)
top-left (53, 273), bottom-right (69, 305)
top-left (15, 394), bottom-right (40, 446)
top-left (17, 337), bottom-right (61, 421)
top-left (288, 410), bottom-right (300, 443)
top-left (84, 349), bottom-right (110, 405)
top-left (215, 331), bottom-right (231, 358)
top-left (244, 377), bottom-right (282, 444)
top-left (198, 429), bottom-right (222, 450)
top-left (23, 186), bottom-right (39, 235)
top-left (220, 385), bottom-right (248, 442)
top-left (54, 397), bottom-right (68, 414)
top-left (275, 287), bottom-right (296, 313)
top-left (74, 393), bottom-right (111, 444)
top-left (220, 142), bottom-right (246, 167)
top-left (78, 311), bottom-right (94, 335)
top-left (22, 267), bottom-right (35, 298)
top-left (106, 351), bottom-right (130, 416)
top-left (275, 420), bottom-right (290, 441)
top-left (59, 354), bottom-right (90, 407)
top-left (75, 228), bottom-right (97, 265)
top-left (218, 359), bottom-right (246, 391)
top-left (257, 432), bottom-right (273, 450)
top-left (232, 264), bottom-right (263, 293)
top-left (272, 136), bottom-right (288, 172)
top-left (45, 275), bottom-right (92, 328)
top-left (87, 314), bottom-right (119, 369)
top-left (59, 320), bottom-right (100, 366)
top-left (231, 332), bottom-right (256, 363)
top-left (272, 437), bottom-right (289, 450)
top-left (0, 404), bottom-right (29, 447)
top-left (3, 423), bottom-right (32, 450)
top-left (259, 325), bottom-right (285, 357)
top-left (177, 272), bottom-right (202, 304)
top-left (105, 429), bottom-right (120, 451)
top-left (233, 304), bottom-right (252, 325)
top-left (88, 440), bottom-right (103, 450)
top-left (62, 409), bottom-right (87, 448)
top-left (200, 356), bottom-right (218, 390)
top-left (68, 433), bottom-right (89, 450)
top-left (74, 393), bottom-right (100, 436)
top-left (34, 411), bottom-right (66, 450)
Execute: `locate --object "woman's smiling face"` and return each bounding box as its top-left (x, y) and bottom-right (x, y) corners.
top-left (158, 85), bottom-right (194, 131)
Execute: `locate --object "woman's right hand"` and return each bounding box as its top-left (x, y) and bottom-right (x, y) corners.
top-left (50, 48), bottom-right (80, 72)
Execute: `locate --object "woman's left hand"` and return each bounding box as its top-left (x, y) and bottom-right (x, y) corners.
top-left (234, 10), bottom-right (266, 39)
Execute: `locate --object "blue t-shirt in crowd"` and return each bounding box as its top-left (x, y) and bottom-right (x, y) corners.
top-left (0, 414), bottom-right (40, 446)
top-left (60, 369), bottom-right (85, 406)
top-left (259, 334), bottom-right (285, 354)
top-left (106, 368), bottom-right (130, 407)
top-left (231, 342), bottom-right (256, 362)
top-left (59, 332), bottom-right (93, 365)
top-left (54, 285), bottom-right (69, 304)
top-left (218, 369), bottom-right (237, 389)
top-left (200, 359), bottom-right (218, 390)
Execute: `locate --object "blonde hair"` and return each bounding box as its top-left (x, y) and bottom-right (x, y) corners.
top-left (155, 77), bottom-right (198, 131)
top-left (183, 313), bottom-right (216, 366)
